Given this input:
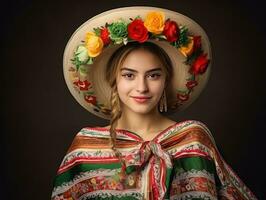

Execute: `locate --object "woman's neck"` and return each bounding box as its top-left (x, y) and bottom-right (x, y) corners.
top-left (116, 107), bottom-right (173, 135)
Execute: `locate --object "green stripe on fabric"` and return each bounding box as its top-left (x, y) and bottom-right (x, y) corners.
top-left (164, 167), bottom-right (173, 199)
top-left (53, 162), bottom-right (121, 187)
top-left (173, 156), bottom-right (215, 174)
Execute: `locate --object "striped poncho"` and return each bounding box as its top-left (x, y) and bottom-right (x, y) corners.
top-left (51, 120), bottom-right (257, 200)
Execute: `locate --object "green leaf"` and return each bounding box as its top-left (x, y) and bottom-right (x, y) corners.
top-left (134, 15), bottom-right (142, 20)
top-left (185, 48), bottom-right (203, 65)
top-left (186, 74), bottom-right (195, 81)
top-left (78, 65), bottom-right (88, 76)
top-left (93, 27), bottom-right (101, 37)
top-left (174, 26), bottom-right (189, 48)
top-left (155, 34), bottom-right (167, 40)
top-left (86, 91), bottom-right (94, 95)
top-left (87, 57), bottom-right (94, 65)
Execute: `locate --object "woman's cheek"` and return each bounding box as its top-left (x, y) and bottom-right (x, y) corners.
top-left (117, 79), bottom-right (132, 96)
top-left (150, 80), bottom-right (165, 93)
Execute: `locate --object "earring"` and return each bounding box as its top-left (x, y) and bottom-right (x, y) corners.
top-left (159, 89), bottom-right (167, 112)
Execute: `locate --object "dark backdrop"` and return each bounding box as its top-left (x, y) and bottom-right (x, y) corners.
top-left (1, 0), bottom-right (265, 199)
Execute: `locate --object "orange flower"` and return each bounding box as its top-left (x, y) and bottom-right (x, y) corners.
top-left (85, 32), bottom-right (104, 57)
top-left (144, 11), bottom-right (165, 34)
top-left (179, 36), bottom-right (194, 57)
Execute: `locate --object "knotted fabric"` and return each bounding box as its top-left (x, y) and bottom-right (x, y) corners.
top-left (122, 140), bottom-right (173, 200)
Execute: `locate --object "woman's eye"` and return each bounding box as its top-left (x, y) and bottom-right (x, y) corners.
top-left (122, 74), bottom-right (134, 79)
top-left (147, 74), bottom-right (161, 79)
top-left (121, 73), bottom-right (161, 80)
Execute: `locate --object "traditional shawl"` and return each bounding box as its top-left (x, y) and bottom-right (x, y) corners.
top-left (51, 120), bottom-right (257, 200)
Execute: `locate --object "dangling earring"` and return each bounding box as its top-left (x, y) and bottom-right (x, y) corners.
top-left (159, 89), bottom-right (167, 112)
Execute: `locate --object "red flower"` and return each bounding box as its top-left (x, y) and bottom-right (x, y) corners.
top-left (100, 27), bottom-right (111, 45)
top-left (193, 36), bottom-right (201, 51)
top-left (190, 53), bottom-right (209, 75)
top-left (73, 80), bottom-right (91, 91)
top-left (128, 19), bottom-right (148, 43)
top-left (85, 95), bottom-right (97, 105)
top-left (163, 19), bottom-right (180, 42)
top-left (177, 93), bottom-right (189, 101)
top-left (186, 80), bottom-right (198, 89)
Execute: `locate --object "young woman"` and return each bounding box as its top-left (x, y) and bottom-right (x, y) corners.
top-left (51, 7), bottom-right (257, 200)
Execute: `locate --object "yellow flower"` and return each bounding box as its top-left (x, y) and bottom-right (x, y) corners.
top-left (179, 36), bottom-right (194, 57)
top-left (85, 32), bottom-right (104, 57)
top-left (144, 11), bottom-right (165, 34)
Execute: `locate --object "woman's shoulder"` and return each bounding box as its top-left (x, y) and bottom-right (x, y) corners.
top-left (81, 125), bottom-right (111, 131)
top-left (161, 119), bottom-right (215, 144)
top-left (180, 119), bottom-right (211, 130)
top-left (159, 119), bottom-right (211, 132)
top-left (66, 126), bottom-right (112, 153)
top-left (179, 119), bottom-right (216, 144)
top-left (161, 120), bottom-right (218, 153)
top-left (72, 125), bottom-right (112, 140)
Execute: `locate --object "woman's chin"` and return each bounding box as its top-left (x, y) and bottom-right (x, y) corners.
top-left (128, 105), bottom-right (157, 115)
top-left (120, 99), bottom-right (158, 115)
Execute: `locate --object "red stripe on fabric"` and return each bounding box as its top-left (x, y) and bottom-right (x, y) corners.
top-left (151, 157), bottom-right (159, 200)
top-left (148, 160), bottom-right (153, 200)
top-left (58, 157), bottom-right (119, 174)
top-left (160, 158), bottom-right (166, 195)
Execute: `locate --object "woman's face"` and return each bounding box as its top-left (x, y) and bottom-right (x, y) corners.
top-left (116, 49), bottom-right (166, 115)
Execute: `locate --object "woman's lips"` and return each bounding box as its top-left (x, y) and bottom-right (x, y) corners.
top-left (131, 96), bottom-right (151, 103)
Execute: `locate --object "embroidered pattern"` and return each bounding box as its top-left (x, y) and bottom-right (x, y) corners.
top-left (170, 169), bottom-right (217, 199)
top-left (51, 120), bottom-right (257, 200)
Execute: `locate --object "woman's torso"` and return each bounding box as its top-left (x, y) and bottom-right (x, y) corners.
top-left (51, 120), bottom-right (257, 200)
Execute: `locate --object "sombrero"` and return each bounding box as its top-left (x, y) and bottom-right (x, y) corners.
top-left (63, 6), bottom-right (212, 120)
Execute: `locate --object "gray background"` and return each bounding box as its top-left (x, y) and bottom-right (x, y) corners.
top-left (1, 0), bottom-right (265, 199)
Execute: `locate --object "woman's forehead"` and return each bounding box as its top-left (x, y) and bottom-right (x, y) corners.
top-left (121, 49), bottom-right (163, 72)
top-left (120, 67), bottom-right (162, 73)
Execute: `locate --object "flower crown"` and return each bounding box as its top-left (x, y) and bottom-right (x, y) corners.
top-left (70, 11), bottom-right (210, 115)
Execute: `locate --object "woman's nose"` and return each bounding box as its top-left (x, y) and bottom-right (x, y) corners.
top-left (136, 77), bottom-right (148, 93)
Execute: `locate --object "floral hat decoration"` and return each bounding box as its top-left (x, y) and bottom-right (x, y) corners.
top-left (63, 6), bottom-right (212, 120)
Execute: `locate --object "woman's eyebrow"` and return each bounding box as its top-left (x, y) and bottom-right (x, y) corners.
top-left (120, 67), bottom-right (162, 73)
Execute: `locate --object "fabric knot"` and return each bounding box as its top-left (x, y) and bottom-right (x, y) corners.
top-left (123, 140), bottom-right (173, 200)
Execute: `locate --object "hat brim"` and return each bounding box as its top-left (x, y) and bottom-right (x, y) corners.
top-left (63, 6), bottom-right (212, 120)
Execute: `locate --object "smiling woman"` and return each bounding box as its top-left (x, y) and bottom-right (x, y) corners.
top-left (105, 42), bottom-right (174, 154)
top-left (51, 6), bottom-right (257, 200)
top-left (107, 42), bottom-right (171, 115)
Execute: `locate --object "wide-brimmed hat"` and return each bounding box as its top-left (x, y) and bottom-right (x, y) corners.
top-left (63, 6), bottom-right (212, 120)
